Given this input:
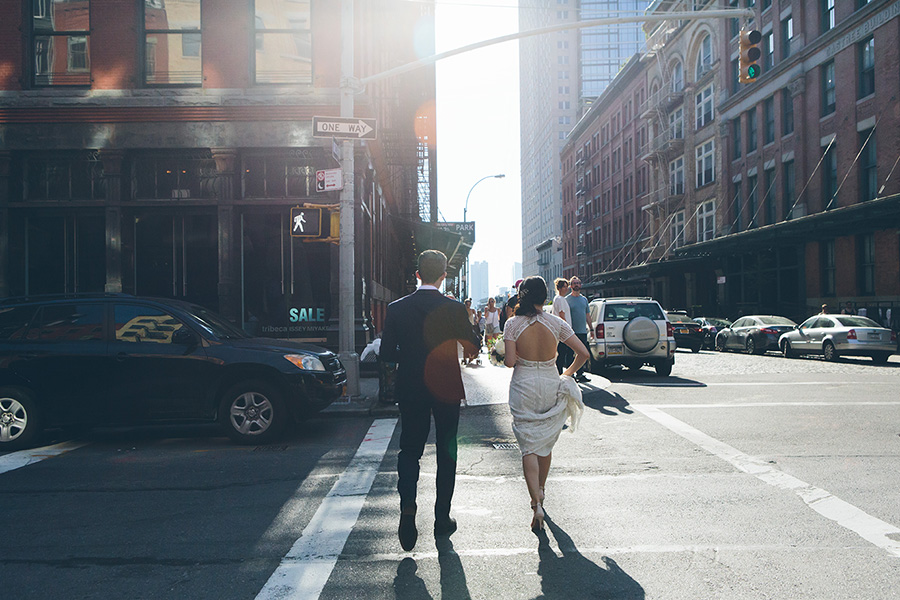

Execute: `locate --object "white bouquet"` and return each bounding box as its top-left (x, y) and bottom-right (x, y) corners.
top-left (488, 334), bottom-right (506, 366)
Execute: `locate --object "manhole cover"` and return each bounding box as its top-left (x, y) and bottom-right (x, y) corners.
top-left (492, 443), bottom-right (519, 450)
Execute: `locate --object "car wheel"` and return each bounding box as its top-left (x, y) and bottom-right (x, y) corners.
top-left (715, 337), bottom-right (726, 352)
top-left (823, 341), bottom-right (839, 362)
top-left (655, 361), bottom-right (673, 377)
top-left (0, 387), bottom-right (42, 451)
top-left (219, 380), bottom-right (286, 445)
top-left (745, 337), bottom-right (757, 355)
top-left (871, 352), bottom-right (890, 365)
top-left (781, 340), bottom-right (794, 358)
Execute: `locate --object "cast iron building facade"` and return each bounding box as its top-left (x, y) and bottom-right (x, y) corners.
top-left (560, 0), bottom-right (900, 329)
top-left (0, 0), bottom-right (441, 351)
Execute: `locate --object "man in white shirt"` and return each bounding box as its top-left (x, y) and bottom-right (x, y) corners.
top-left (551, 277), bottom-right (573, 374)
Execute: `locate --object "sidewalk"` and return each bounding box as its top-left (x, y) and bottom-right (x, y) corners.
top-left (321, 373), bottom-right (399, 418)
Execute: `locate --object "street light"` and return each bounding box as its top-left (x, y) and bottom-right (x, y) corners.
top-left (463, 173), bottom-right (505, 299)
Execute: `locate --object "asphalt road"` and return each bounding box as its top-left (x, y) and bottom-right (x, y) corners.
top-left (2, 348), bottom-right (899, 599)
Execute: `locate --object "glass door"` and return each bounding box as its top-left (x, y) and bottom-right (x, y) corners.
top-left (24, 213), bottom-right (105, 296)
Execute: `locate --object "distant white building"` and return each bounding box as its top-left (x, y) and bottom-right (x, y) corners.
top-left (470, 260), bottom-right (490, 303)
top-left (512, 262), bottom-right (522, 282)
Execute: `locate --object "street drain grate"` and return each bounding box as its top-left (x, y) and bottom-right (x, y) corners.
top-left (253, 445), bottom-right (289, 452)
top-left (492, 443), bottom-right (519, 450)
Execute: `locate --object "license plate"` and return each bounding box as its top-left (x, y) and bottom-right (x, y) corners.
top-left (607, 344), bottom-right (623, 355)
top-left (676, 328), bottom-right (687, 334)
top-left (867, 333), bottom-right (880, 340)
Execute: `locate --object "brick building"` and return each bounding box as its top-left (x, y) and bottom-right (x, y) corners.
top-left (0, 0), bottom-right (444, 350)
top-left (560, 0), bottom-right (900, 331)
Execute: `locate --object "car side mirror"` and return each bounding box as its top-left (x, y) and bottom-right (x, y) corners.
top-left (172, 328), bottom-right (199, 348)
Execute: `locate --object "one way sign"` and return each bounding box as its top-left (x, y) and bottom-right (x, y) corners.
top-left (312, 116), bottom-right (377, 140)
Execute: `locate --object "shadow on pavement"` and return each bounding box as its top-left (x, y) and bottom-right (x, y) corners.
top-left (392, 541), bottom-right (472, 600)
top-left (582, 389), bottom-right (633, 416)
top-left (538, 512), bottom-right (644, 599)
top-left (393, 557), bottom-right (433, 599)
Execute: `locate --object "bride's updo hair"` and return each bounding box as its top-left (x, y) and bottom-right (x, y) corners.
top-left (514, 276), bottom-right (548, 317)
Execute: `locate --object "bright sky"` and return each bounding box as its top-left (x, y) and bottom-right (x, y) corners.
top-left (433, 0), bottom-right (522, 296)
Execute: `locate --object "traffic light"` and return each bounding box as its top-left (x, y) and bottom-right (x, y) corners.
top-left (739, 28), bottom-right (762, 84)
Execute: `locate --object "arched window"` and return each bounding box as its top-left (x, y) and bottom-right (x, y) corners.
top-left (695, 35), bottom-right (712, 79)
top-left (671, 61), bottom-right (684, 91)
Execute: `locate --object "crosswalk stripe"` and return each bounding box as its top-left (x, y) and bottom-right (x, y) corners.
top-left (635, 405), bottom-right (900, 559)
top-left (0, 441), bottom-right (87, 475)
top-left (255, 418), bottom-right (398, 600)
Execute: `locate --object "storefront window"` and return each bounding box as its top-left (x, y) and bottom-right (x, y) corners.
top-left (133, 154), bottom-right (216, 200)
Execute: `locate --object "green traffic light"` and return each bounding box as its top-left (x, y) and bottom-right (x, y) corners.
top-left (747, 64), bottom-right (759, 79)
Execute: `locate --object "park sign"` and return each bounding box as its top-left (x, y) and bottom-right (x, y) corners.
top-left (312, 116), bottom-right (377, 140)
top-left (436, 221), bottom-right (475, 245)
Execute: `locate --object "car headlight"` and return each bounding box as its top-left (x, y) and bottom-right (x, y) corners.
top-left (284, 354), bottom-right (326, 371)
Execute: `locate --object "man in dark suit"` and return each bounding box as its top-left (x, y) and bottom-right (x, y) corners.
top-left (380, 250), bottom-right (479, 551)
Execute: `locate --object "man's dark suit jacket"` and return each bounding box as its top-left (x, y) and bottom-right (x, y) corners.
top-left (380, 289), bottom-right (478, 405)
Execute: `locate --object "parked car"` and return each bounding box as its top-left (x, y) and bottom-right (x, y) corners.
top-left (0, 294), bottom-right (347, 450)
top-left (715, 315), bottom-right (797, 354)
top-left (693, 317), bottom-right (732, 350)
top-left (665, 311), bottom-right (704, 353)
top-left (779, 314), bottom-right (897, 363)
top-left (587, 297), bottom-right (675, 376)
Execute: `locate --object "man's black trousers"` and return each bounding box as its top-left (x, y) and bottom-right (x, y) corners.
top-left (397, 398), bottom-right (460, 520)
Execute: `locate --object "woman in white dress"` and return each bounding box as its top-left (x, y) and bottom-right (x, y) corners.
top-left (503, 276), bottom-right (589, 531)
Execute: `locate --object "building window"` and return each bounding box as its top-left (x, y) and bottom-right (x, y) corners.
top-left (821, 240), bottom-right (835, 296)
top-left (695, 85), bottom-right (714, 129)
top-left (764, 168), bottom-right (776, 224)
top-left (134, 153), bottom-right (217, 200)
top-left (697, 201), bottom-right (715, 242)
top-left (672, 61), bottom-right (684, 91)
top-left (670, 108), bottom-right (684, 140)
top-left (747, 109), bottom-right (758, 153)
top-left (782, 17), bottom-right (793, 59)
top-left (731, 57), bottom-right (740, 94)
top-left (671, 211), bottom-right (685, 249)
top-left (748, 174), bottom-right (759, 227)
top-left (23, 153), bottom-right (105, 201)
top-left (857, 234), bottom-right (875, 295)
top-left (733, 181), bottom-right (743, 231)
top-left (695, 34), bottom-right (713, 80)
top-left (762, 0), bottom-right (772, 9)
top-left (669, 157), bottom-right (684, 195)
top-left (782, 91), bottom-right (794, 136)
top-left (823, 143), bottom-right (838, 209)
top-left (763, 97), bottom-right (775, 145)
top-left (821, 61), bottom-right (836, 116)
top-left (696, 140), bottom-right (715, 187)
top-left (732, 118), bottom-right (742, 161)
top-left (822, 0), bottom-right (835, 33)
top-left (763, 32), bottom-right (774, 71)
top-left (858, 36), bottom-right (875, 98)
top-left (730, 0), bottom-right (741, 39)
top-left (255, 0), bottom-right (312, 84)
top-left (783, 160), bottom-right (795, 220)
top-left (859, 128), bottom-right (878, 201)
top-left (31, 0), bottom-right (91, 86)
top-left (144, 0), bottom-right (201, 85)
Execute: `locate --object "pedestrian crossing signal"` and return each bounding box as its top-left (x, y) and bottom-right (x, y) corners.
top-left (290, 207), bottom-right (322, 237)
top-left (739, 28), bottom-right (762, 84)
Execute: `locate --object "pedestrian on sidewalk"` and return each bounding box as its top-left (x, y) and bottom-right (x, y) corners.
top-left (379, 250), bottom-right (480, 552)
top-left (502, 276), bottom-right (589, 532)
top-left (566, 276), bottom-right (593, 383)
top-left (550, 277), bottom-right (572, 375)
top-left (484, 297), bottom-right (501, 346)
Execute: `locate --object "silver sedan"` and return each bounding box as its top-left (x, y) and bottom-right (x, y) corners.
top-left (778, 314), bottom-right (897, 363)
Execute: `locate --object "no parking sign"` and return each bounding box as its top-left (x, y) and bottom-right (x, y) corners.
top-left (315, 168), bottom-right (343, 192)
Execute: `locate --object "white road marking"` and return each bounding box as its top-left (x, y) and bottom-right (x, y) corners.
top-left (255, 418), bottom-right (397, 600)
top-left (627, 381), bottom-right (897, 387)
top-left (644, 401), bottom-right (900, 409)
top-left (0, 441), bottom-right (87, 475)
top-left (635, 405), bottom-right (900, 559)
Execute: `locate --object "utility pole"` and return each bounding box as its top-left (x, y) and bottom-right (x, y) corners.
top-left (339, 0), bottom-right (359, 397)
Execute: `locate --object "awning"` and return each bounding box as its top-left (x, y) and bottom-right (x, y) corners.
top-left (394, 218), bottom-right (470, 277)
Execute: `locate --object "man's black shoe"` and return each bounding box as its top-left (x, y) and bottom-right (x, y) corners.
top-left (434, 517), bottom-right (457, 537)
top-left (575, 374), bottom-right (590, 383)
top-left (399, 513), bottom-right (418, 551)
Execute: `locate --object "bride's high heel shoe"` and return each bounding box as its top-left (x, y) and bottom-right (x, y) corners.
top-left (531, 502), bottom-right (545, 532)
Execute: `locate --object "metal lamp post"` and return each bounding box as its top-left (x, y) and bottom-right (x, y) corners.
top-left (462, 173), bottom-right (504, 299)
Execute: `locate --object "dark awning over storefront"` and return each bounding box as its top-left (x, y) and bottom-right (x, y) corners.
top-left (674, 194), bottom-right (900, 258)
top-left (396, 219), bottom-right (471, 278)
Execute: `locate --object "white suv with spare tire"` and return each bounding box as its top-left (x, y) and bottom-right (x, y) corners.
top-left (587, 297), bottom-right (676, 376)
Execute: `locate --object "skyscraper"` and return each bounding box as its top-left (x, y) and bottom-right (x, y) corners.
top-left (519, 1), bottom-right (647, 277)
top-left (470, 260), bottom-right (490, 303)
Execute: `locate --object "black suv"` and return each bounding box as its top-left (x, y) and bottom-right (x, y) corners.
top-left (0, 295), bottom-right (346, 449)
top-left (665, 311), bottom-right (705, 353)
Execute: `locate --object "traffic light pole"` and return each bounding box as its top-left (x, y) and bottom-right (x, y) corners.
top-left (339, 0), bottom-right (359, 397)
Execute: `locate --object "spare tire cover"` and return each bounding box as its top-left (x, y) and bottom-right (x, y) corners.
top-left (623, 316), bottom-right (660, 353)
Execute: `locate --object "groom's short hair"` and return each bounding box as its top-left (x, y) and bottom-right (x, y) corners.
top-left (418, 250), bottom-right (447, 284)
